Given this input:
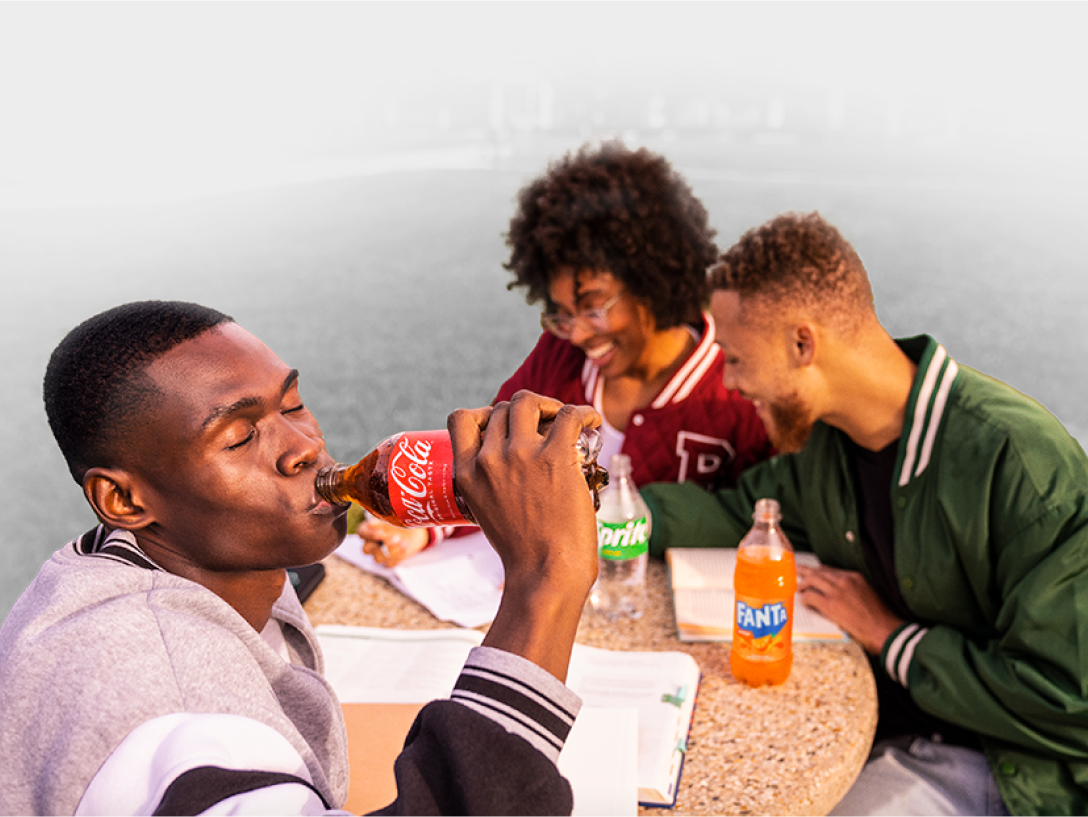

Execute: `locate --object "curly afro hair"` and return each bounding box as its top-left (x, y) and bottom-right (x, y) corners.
top-left (709, 212), bottom-right (874, 333)
top-left (504, 140), bottom-right (718, 329)
top-left (44, 300), bottom-right (232, 483)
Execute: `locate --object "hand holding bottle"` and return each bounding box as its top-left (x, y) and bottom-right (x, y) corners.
top-left (315, 406), bottom-right (605, 528)
top-left (448, 390), bottom-right (602, 683)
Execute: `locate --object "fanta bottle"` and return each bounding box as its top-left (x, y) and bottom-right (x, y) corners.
top-left (730, 498), bottom-right (796, 687)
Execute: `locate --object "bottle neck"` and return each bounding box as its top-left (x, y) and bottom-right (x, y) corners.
top-left (315, 463), bottom-right (351, 505)
top-left (744, 517), bottom-right (792, 555)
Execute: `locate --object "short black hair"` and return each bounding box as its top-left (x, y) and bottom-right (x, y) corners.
top-left (44, 300), bottom-right (233, 483)
top-left (504, 140), bottom-right (718, 329)
top-left (710, 212), bottom-right (874, 334)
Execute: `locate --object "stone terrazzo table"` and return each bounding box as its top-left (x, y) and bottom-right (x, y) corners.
top-left (305, 552), bottom-right (878, 816)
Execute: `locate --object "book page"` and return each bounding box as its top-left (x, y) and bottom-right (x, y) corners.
top-left (316, 626), bottom-right (483, 702)
top-left (560, 707), bottom-right (639, 816)
top-left (666, 547), bottom-right (736, 589)
top-left (667, 548), bottom-right (848, 642)
top-left (566, 644), bottom-right (699, 805)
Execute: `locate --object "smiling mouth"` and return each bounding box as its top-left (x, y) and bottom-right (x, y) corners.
top-left (584, 341), bottom-right (616, 362)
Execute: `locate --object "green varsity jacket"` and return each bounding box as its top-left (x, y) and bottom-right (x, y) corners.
top-left (642, 335), bottom-right (1088, 815)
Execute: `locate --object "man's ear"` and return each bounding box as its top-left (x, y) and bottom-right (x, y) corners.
top-left (790, 322), bottom-right (818, 368)
top-left (83, 467), bottom-right (155, 530)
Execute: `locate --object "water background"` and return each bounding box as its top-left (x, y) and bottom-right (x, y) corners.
top-left (3, 133), bottom-right (1085, 619)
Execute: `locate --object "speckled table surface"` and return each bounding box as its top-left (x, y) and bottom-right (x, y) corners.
top-left (305, 554), bottom-right (878, 816)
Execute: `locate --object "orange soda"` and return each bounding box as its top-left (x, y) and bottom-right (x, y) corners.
top-left (730, 498), bottom-right (797, 687)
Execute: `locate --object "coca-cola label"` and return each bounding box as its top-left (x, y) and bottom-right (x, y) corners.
top-left (387, 430), bottom-right (471, 527)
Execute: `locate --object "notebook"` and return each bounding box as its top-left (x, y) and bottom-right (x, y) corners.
top-left (666, 548), bottom-right (848, 642)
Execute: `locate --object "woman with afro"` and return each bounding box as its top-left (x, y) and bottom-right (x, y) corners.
top-left (359, 141), bottom-right (773, 565)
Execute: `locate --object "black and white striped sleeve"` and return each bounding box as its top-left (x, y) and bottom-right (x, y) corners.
top-left (372, 647), bottom-right (582, 815)
top-left (881, 622), bottom-right (930, 688)
top-left (450, 646), bottom-right (581, 763)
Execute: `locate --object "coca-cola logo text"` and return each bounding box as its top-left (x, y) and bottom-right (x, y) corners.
top-left (390, 436), bottom-right (438, 525)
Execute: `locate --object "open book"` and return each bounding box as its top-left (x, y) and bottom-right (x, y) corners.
top-left (316, 625), bottom-right (699, 812)
top-left (566, 642), bottom-right (699, 808)
top-left (666, 547), bottom-right (848, 642)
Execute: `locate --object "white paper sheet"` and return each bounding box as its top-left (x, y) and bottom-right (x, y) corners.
top-left (316, 625), bottom-right (484, 703)
top-left (560, 707), bottom-right (639, 816)
top-left (333, 531), bottom-right (503, 627)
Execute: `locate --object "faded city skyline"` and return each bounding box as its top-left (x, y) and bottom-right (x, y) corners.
top-left (1, 2), bottom-right (1084, 207)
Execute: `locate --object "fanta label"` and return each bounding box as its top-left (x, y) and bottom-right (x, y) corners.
top-left (387, 431), bottom-right (471, 526)
top-left (735, 599), bottom-right (789, 641)
top-left (597, 517), bottom-right (650, 560)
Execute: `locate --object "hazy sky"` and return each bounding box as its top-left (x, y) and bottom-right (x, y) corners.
top-left (1, 2), bottom-right (1084, 205)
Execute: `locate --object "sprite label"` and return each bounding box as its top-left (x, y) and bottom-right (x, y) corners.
top-left (597, 517), bottom-right (650, 560)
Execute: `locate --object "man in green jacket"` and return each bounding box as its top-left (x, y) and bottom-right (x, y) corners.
top-left (642, 212), bottom-right (1088, 815)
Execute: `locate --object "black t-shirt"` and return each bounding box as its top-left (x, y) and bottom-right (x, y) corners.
top-left (847, 437), bottom-right (910, 619)
top-left (845, 436), bottom-right (980, 749)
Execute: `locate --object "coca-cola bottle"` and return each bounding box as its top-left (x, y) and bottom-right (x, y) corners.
top-left (315, 427), bottom-right (608, 528)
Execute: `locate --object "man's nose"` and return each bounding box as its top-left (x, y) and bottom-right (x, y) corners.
top-left (278, 419), bottom-right (324, 475)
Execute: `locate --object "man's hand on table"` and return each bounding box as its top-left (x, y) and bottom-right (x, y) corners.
top-left (448, 390), bottom-right (601, 683)
top-left (797, 564), bottom-right (906, 655)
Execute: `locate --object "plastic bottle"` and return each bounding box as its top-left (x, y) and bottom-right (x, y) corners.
top-left (315, 427), bottom-right (608, 528)
top-left (589, 453), bottom-right (650, 620)
top-left (730, 498), bottom-right (796, 687)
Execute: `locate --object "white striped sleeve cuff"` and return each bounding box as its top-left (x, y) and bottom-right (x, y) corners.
top-left (882, 622), bottom-right (930, 688)
top-left (426, 526), bottom-right (459, 548)
top-left (450, 646), bottom-right (582, 763)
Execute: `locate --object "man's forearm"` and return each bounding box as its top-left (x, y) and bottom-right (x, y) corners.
top-left (482, 576), bottom-right (589, 683)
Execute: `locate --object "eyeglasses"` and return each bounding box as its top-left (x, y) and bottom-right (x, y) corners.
top-left (540, 292), bottom-right (624, 339)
